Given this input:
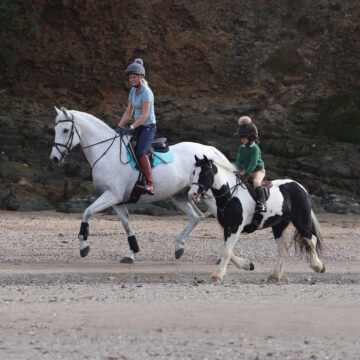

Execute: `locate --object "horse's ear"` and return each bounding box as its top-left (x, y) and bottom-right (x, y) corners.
top-left (54, 106), bottom-right (61, 115)
top-left (203, 155), bottom-right (209, 163)
top-left (61, 107), bottom-right (70, 119)
top-left (194, 155), bottom-right (200, 163)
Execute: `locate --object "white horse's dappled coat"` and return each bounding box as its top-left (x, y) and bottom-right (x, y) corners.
top-left (188, 155), bottom-right (325, 282)
top-left (50, 107), bottom-right (253, 268)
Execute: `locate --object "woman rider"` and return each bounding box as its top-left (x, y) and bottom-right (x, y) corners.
top-left (116, 58), bottom-right (156, 195)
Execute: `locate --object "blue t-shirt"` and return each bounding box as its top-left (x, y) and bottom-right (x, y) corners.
top-left (128, 85), bottom-right (156, 126)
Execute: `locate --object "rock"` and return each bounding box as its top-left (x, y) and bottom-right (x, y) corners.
top-left (3, 190), bottom-right (54, 211)
top-left (55, 195), bottom-right (96, 213)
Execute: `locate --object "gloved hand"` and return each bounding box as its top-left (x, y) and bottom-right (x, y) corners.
top-left (115, 126), bottom-right (132, 136)
top-left (240, 172), bottom-right (248, 180)
top-left (121, 127), bottom-right (132, 136)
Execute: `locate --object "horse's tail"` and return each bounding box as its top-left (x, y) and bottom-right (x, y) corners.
top-left (311, 210), bottom-right (324, 253)
top-left (293, 209), bottom-right (324, 255)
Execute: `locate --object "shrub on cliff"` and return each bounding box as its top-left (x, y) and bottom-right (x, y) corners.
top-left (0, 0), bottom-right (39, 70)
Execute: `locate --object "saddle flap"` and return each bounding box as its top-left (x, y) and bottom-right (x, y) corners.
top-left (243, 179), bottom-right (272, 202)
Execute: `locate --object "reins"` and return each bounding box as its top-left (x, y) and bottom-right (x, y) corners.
top-left (192, 163), bottom-right (244, 201)
top-left (54, 112), bottom-right (130, 171)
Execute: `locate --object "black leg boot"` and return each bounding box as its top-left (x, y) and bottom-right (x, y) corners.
top-left (255, 186), bottom-right (267, 212)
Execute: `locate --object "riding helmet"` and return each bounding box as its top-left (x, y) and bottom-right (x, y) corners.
top-left (237, 116), bottom-right (258, 141)
top-left (125, 58), bottom-right (146, 76)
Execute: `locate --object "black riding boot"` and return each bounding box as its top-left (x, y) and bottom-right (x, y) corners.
top-left (255, 186), bottom-right (267, 212)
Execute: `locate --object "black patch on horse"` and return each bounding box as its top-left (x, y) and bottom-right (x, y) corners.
top-left (243, 212), bottom-right (264, 234)
top-left (263, 214), bottom-right (283, 229)
top-left (212, 184), bottom-right (243, 240)
top-left (279, 182), bottom-right (312, 239)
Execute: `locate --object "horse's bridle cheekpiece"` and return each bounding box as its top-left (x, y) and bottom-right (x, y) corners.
top-left (53, 112), bottom-right (80, 162)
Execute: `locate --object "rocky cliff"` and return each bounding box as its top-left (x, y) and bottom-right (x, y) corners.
top-left (0, 0), bottom-right (359, 212)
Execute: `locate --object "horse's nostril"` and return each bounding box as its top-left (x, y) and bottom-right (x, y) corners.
top-left (52, 157), bottom-right (59, 164)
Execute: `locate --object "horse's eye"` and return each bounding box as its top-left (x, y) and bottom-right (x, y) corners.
top-left (192, 170), bottom-right (195, 175)
top-left (63, 129), bottom-right (69, 133)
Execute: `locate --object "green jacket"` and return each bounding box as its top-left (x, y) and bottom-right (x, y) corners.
top-left (235, 143), bottom-right (264, 174)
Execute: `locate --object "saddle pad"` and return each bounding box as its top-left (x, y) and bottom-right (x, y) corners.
top-left (126, 146), bottom-right (175, 170)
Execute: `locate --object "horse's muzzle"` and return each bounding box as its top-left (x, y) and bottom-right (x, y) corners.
top-left (51, 156), bottom-right (59, 164)
top-left (189, 191), bottom-right (200, 202)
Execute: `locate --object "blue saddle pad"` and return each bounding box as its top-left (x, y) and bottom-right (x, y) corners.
top-left (126, 146), bottom-right (175, 170)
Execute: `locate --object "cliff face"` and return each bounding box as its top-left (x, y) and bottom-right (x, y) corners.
top-left (0, 0), bottom-right (359, 211)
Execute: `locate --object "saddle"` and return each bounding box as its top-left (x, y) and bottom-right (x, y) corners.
top-left (240, 177), bottom-right (273, 202)
top-left (127, 137), bottom-right (170, 204)
top-left (238, 177), bottom-right (273, 235)
top-left (130, 137), bottom-right (169, 168)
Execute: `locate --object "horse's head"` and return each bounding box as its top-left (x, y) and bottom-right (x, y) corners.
top-left (188, 155), bottom-right (218, 202)
top-left (50, 107), bottom-right (81, 164)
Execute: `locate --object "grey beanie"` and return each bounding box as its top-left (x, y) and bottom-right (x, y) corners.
top-left (125, 58), bottom-right (146, 76)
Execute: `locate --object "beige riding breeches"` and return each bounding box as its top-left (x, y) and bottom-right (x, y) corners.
top-left (249, 168), bottom-right (266, 188)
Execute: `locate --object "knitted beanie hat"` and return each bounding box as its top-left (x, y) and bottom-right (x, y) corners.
top-left (237, 116), bottom-right (258, 137)
top-left (125, 58), bottom-right (146, 76)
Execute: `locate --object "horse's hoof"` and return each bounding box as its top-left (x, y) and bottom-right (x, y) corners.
top-left (215, 258), bottom-right (221, 265)
top-left (80, 246), bottom-right (90, 258)
top-left (175, 248), bottom-right (184, 259)
top-left (249, 262), bottom-right (255, 271)
top-left (211, 274), bottom-right (222, 282)
top-left (320, 264), bottom-right (326, 273)
top-left (267, 274), bottom-right (279, 283)
top-left (120, 257), bottom-right (134, 264)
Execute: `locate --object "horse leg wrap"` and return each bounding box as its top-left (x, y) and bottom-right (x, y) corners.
top-left (128, 235), bottom-right (139, 253)
top-left (79, 222), bottom-right (89, 240)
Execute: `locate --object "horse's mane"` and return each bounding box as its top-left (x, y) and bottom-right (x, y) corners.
top-left (74, 111), bottom-right (112, 129)
top-left (56, 110), bottom-right (113, 131)
top-left (210, 147), bottom-right (237, 174)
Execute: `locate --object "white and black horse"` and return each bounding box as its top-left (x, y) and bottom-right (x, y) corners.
top-left (49, 107), bottom-right (253, 270)
top-left (189, 155), bottom-right (325, 283)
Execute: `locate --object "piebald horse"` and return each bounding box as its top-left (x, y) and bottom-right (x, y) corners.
top-left (189, 155), bottom-right (325, 283)
top-left (50, 107), bottom-right (253, 269)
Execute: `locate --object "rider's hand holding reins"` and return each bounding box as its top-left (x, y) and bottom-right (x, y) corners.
top-left (115, 126), bottom-right (132, 136)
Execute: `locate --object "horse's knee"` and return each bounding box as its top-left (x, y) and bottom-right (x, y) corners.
top-left (222, 248), bottom-right (232, 260)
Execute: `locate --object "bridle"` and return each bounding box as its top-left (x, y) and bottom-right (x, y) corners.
top-left (53, 113), bottom-right (80, 162)
top-left (53, 112), bottom-right (123, 170)
top-left (192, 163), bottom-right (243, 201)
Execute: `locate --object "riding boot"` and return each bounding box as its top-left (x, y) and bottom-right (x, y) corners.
top-left (138, 155), bottom-right (154, 195)
top-left (255, 186), bottom-right (266, 212)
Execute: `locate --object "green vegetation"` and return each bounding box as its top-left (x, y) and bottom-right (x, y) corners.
top-left (318, 92), bottom-right (360, 143)
top-left (0, 0), bottom-right (39, 70)
top-left (328, 1), bottom-right (341, 11)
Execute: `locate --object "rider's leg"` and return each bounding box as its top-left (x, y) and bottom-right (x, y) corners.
top-left (253, 169), bottom-right (266, 212)
top-left (135, 124), bottom-right (156, 195)
top-left (138, 155), bottom-right (154, 195)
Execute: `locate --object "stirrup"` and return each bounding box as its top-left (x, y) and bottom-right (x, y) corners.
top-left (255, 201), bottom-right (266, 212)
top-left (136, 183), bottom-right (154, 195)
